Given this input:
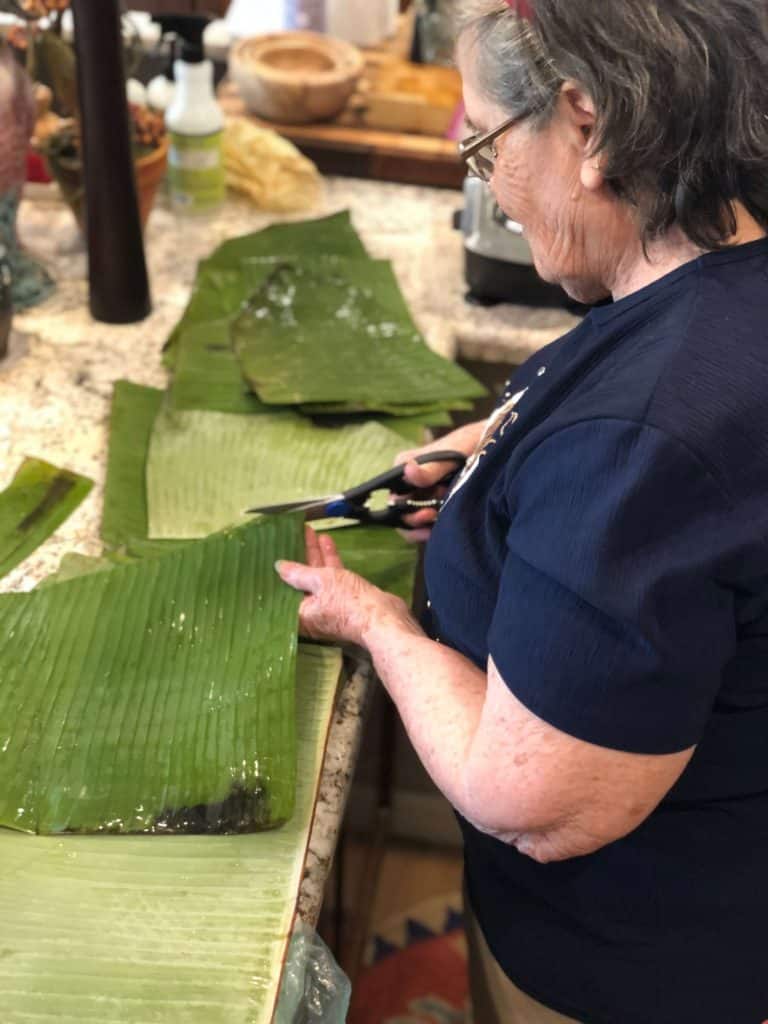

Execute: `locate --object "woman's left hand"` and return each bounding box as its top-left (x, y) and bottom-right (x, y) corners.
top-left (276, 526), bottom-right (411, 646)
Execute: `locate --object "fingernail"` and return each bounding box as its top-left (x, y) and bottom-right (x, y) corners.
top-left (275, 560), bottom-right (285, 573)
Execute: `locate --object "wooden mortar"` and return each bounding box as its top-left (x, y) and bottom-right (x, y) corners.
top-left (229, 31), bottom-right (365, 125)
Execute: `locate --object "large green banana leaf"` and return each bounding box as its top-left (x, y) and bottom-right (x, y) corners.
top-left (0, 457), bottom-right (93, 581)
top-left (46, 526), bottom-right (419, 608)
top-left (232, 257), bottom-right (486, 411)
top-left (171, 321), bottom-right (448, 430)
top-left (146, 409), bottom-right (408, 540)
top-left (171, 305), bottom-right (452, 429)
top-left (165, 211), bottom-right (368, 364)
top-left (167, 262), bottom-right (456, 429)
top-left (101, 381), bottom-right (165, 549)
top-left (0, 642), bottom-right (343, 1024)
top-left (204, 210), bottom-right (367, 272)
top-left (0, 515), bottom-right (304, 835)
top-left (101, 388), bottom-right (419, 598)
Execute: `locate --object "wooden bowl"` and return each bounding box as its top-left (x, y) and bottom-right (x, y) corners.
top-left (229, 31), bottom-right (364, 125)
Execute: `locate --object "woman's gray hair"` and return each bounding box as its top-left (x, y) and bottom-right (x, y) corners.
top-left (457, 0), bottom-right (768, 249)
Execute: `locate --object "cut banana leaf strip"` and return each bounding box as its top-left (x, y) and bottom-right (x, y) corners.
top-left (233, 257), bottom-right (487, 410)
top-left (101, 381), bottom-right (165, 549)
top-left (146, 409), bottom-right (408, 540)
top-left (326, 525), bottom-right (418, 604)
top-left (0, 642), bottom-right (343, 1024)
top-left (0, 515), bottom-right (304, 835)
top-left (0, 458), bottom-right (92, 581)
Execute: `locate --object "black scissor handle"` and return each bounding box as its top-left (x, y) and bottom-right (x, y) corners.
top-left (360, 498), bottom-right (443, 529)
top-left (342, 451), bottom-right (467, 504)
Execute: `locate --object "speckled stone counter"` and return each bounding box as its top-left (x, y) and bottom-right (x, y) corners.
top-left (0, 177), bottom-right (577, 926)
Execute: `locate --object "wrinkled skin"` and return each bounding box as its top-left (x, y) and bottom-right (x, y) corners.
top-left (277, 527), bottom-right (414, 646)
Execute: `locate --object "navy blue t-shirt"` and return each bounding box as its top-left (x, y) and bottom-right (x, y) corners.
top-left (424, 238), bottom-right (768, 1024)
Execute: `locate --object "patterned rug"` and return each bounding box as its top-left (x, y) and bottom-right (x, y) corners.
top-left (349, 891), bottom-right (470, 1024)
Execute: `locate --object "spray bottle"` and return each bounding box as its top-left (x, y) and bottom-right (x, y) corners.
top-left (153, 14), bottom-right (225, 214)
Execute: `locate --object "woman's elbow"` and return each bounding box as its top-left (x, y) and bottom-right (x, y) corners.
top-left (460, 783), bottom-right (644, 864)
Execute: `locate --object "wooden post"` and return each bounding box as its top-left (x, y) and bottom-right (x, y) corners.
top-left (71, 0), bottom-right (151, 323)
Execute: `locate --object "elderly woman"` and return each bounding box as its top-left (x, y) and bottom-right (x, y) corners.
top-left (278, 1), bottom-right (768, 1021)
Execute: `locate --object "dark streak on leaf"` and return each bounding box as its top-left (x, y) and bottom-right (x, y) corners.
top-left (18, 475), bottom-right (76, 532)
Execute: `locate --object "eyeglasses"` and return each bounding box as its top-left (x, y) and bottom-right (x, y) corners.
top-left (458, 112), bottom-right (528, 182)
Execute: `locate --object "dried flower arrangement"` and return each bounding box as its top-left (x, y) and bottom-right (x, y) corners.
top-left (0, 0), bottom-right (168, 229)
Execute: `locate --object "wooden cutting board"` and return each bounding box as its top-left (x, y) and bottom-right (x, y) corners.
top-left (339, 55), bottom-right (463, 137)
top-left (219, 60), bottom-right (465, 189)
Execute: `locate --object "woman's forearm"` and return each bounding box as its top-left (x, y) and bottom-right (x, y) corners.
top-left (362, 609), bottom-right (487, 815)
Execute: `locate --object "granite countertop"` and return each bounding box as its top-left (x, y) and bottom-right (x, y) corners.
top-left (0, 175), bottom-right (577, 925)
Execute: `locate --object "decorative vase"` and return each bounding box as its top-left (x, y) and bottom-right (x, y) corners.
top-left (0, 43), bottom-right (54, 311)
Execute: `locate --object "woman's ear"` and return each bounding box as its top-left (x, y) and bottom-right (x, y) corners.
top-left (560, 80), bottom-right (597, 134)
top-left (558, 82), bottom-right (605, 192)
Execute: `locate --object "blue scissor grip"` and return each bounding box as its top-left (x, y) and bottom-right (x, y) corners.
top-left (325, 499), bottom-right (356, 519)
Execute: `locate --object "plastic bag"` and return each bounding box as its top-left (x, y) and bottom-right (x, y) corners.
top-left (275, 922), bottom-right (351, 1024)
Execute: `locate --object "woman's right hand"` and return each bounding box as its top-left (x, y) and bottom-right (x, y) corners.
top-left (394, 421), bottom-right (486, 542)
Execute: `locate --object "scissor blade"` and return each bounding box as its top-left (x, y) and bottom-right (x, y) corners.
top-left (245, 494), bottom-right (343, 516)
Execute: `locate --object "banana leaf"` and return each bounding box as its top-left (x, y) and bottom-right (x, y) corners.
top-left (165, 211), bottom-right (368, 365)
top-left (167, 255), bottom-right (463, 428)
top-left (146, 409), bottom-right (408, 540)
top-left (167, 260), bottom-right (457, 425)
top-left (0, 515), bottom-right (304, 835)
top-left (0, 458), bottom-right (93, 581)
top-left (45, 527), bottom-right (418, 606)
top-left (170, 303), bottom-right (454, 430)
top-left (40, 544), bottom-right (190, 588)
top-left (168, 261), bottom-right (284, 415)
top-left (166, 265), bottom-right (276, 375)
top-left (205, 210), bottom-right (367, 272)
top-left (102, 392), bottom-right (417, 598)
top-left (232, 257), bottom-right (487, 411)
top-left (101, 381), bottom-right (165, 549)
top-left (329, 525), bottom-right (418, 605)
top-left (37, 551), bottom-right (126, 587)
top-left (0, 642), bottom-right (343, 1024)
top-left (300, 400), bottom-right (466, 419)
top-left (171, 318), bottom-right (269, 414)
top-left (353, 414), bottom-right (430, 445)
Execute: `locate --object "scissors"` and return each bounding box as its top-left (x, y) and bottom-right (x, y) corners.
top-left (246, 451), bottom-right (467, 529)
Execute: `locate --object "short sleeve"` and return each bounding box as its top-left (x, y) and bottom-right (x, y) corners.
top-left (488, 418), bottom-right (737, 755)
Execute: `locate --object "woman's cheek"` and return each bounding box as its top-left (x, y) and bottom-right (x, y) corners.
top-left (490, 174), bottom-right (514, 222)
